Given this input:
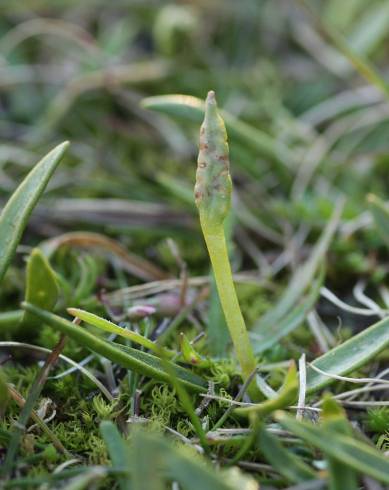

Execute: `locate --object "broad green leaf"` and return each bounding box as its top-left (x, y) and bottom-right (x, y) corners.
top-left (67, 307), bottom-right (174, 357)
top-left (21, 302), bottom-right (207, 392)
top-left (252, 200), bottom-right (342, 338)
top-left (276, 411), bottom-right (389, 484)
top-left (321, 397), bottom-right (359, 490)
top-left (141, 94), bottom-right (292, 165)
top-left (257, 425), bottom-right (316, 483)
top-left (21, 248), bottom-right (59, 331)
top-left (100, 421), bottom-right (130, 490)
top-left (306, 314), bottom-right (389, 393)
top-left (0, 142), bottom-right (69, 285)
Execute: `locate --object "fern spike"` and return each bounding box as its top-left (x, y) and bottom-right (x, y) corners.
top-left (195, 90), bottom-right (232, 229)
top-left (195, 91), bottom-right (258, 398)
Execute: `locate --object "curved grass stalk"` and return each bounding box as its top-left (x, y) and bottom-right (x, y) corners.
top-left (67, 307), bottom-right (175, 358)
top-left (195, 91), bottom-right (257, 397)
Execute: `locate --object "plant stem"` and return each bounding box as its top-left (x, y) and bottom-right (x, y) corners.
top-left (201, 222), bottom-right (257, 397)
top-left (195, 91), bottom-right (258, 398)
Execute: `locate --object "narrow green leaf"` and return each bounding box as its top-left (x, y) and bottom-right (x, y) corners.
top-left (100, 421), bottom-right (130, 490)
top-left (321, 397), bottom-right (359, 490)
top-left (141, 94), bottom-right (292, 165)
top-left (307, 314), bottom-right (389, 393)
top-left (276, 411), bottom-right (389, 484)
top-left (21, 248), bottom-right (59, 332)
top-left (0, 142), bottom-right (69, 284)
top-left (67, 307), bottom-right (174, 357)
top-left (21, 302), bottom-right (207, 392)
top-left (257, 425), bottom-right (316, 483)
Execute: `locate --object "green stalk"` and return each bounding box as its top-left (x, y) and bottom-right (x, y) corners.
top-left (202, 225), bottom-right (256, 380)
top-left (195, 91), bottom-right (257, 397)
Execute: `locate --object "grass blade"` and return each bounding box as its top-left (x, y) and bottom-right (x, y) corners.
top-left (100, 421), bottom-right (130, 490)
top-left (21, 302), bottom-right (207, 392)
top-left (0, 142), bottom-right (69, 284)
top-left (67, 307), bottom-right (174, 357)
top-left (307, 314), bottom-right (389, 393)
top-left (348, 3), bottom-right (389, 57)
top-left (257, 425), bottom-right (316, 483)
top-left (321, 397), bottom-right (359, 490)
top-left (276, 410), bottom-right (389, 484)
top-left (131, 429), bottom-right (247, 490)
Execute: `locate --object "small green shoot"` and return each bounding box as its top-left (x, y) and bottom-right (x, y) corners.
top-left (194, 91), bottom-right (257, 398)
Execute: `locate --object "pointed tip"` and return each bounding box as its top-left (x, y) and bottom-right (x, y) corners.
top-left (204, 90), bottom-right (218, 123)
top-left (51, 140), bottom-right (70, 156)
top-left (206, 90), bottom-right (216, 104)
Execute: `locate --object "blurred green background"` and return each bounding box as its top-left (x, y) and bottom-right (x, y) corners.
top-left (1, 0), bottom-right (389, 302)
